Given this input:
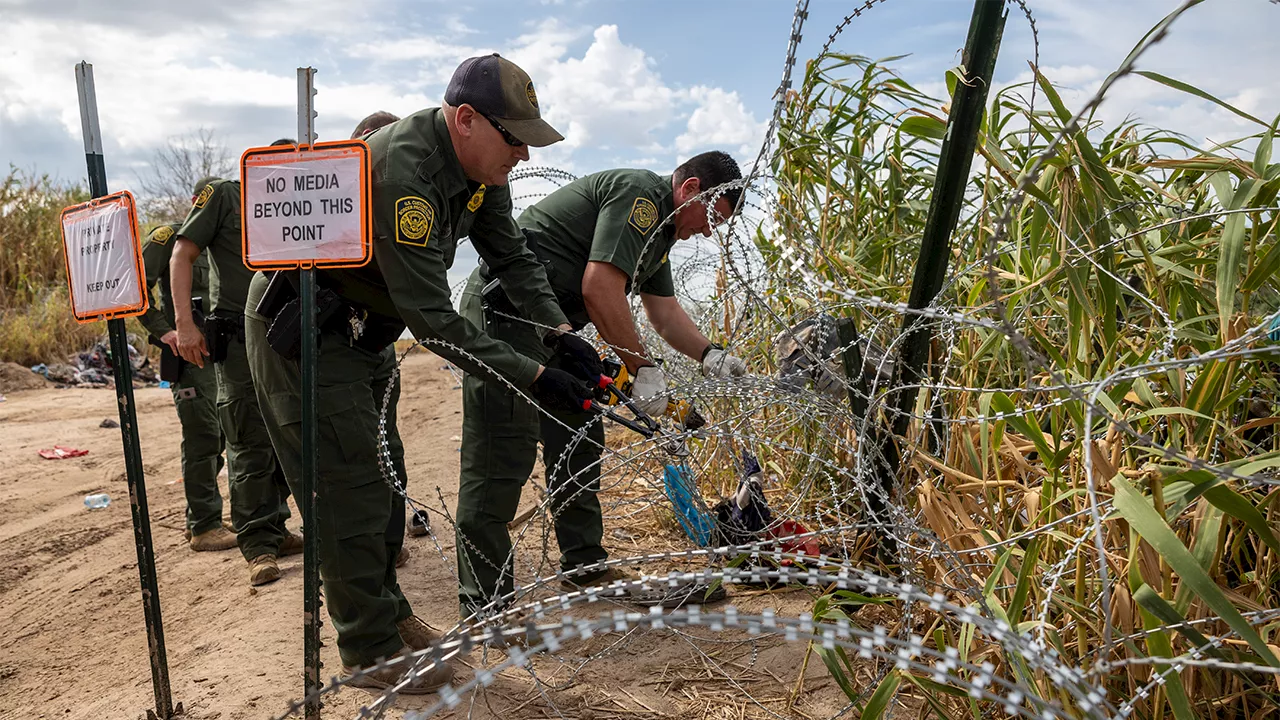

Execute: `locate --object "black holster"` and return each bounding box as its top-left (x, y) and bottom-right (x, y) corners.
top-left (258, 270), bottom-right (352, 360)
top-left (265, 289), bottom-right (345, 360)
top-left (203, 310), bottom-right (244, 364)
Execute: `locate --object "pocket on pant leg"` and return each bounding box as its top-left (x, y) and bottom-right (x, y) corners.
top-left (310, 386), bottom-right (388, 544)
top-left (217, 398), bottom-right (246, 447)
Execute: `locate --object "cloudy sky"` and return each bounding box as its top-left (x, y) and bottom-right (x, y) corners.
top-left (1, 0), bottom-right (1275, 196)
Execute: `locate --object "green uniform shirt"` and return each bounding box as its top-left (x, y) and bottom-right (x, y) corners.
top-left (517, 169), bottom-right (677, 328)
top-left (320, 108), bottom-right (567, 387)
top-left (177, 179), bottom-right (251, 314)
top-left (138, 223), bottom-right (212, 338)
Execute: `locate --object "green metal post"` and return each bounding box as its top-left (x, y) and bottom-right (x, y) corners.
top-left (877, 0), bottom-right (1008, 547)
top-left (297, 67), bottom-right (323, 720)
top-left (75, 61), bottom-right (178, 720)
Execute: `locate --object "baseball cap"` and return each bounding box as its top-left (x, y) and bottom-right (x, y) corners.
top-left (192, 176), bottom-right (218, 197)
top-left (445, 53), bottom-right (564, 147)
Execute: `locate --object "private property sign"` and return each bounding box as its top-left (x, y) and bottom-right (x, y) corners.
top-left (58, 190), bottom-right (147, 322)
top-left (239, 140), bottom-right (371, 269)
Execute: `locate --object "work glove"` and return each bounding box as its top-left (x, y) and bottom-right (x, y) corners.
top-left (702, 347), bottom-right (747, 379)
top-left (545, 332), bottom-right (605, 384)
top-left (529, 367), bottom-right (594, 414)
top-left (631, 365), bottom-right (669, 417)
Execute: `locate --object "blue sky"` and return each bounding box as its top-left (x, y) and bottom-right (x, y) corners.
top-left (2, 0), bottom-right (1275, 194)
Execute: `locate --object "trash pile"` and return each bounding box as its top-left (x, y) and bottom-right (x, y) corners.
top-left (29, 336), bottom-right (157, 388)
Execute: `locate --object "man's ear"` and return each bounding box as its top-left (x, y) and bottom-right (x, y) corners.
top-left (677, 176), bottom-right (701, 203)
top-left (456, 104), bottom-right (477, 138)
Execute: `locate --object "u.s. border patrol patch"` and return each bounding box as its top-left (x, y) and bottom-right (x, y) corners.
top-left (193, 184), bottom-right (215, 209)
top-left (525, 81), bottom-right (538, 109)
top-left (467, 185), bottom-right (486, 213)
top-left (152, 226), bottom-right (175, 245)
top-left (627, 197), bottom-right (658, 233)
top-left (395, 197), bottom-right (434, 246)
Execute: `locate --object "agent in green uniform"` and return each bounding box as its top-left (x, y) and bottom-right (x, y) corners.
top-left (243, 55), bottom-right (599, 693)
top-left (170, 159), bottom-right (300, 586)
top-left (138, 180), bottom-right (233, 551)
top-left (349, 110), bottom-right (427, 569)
top-left (456, 151), bottom-right (748, 614)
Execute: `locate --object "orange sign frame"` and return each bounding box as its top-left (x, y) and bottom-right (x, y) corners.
top-left (58, 190), bottom-right (148, 323)
top-left (239, 139), bottom-right (372, 270)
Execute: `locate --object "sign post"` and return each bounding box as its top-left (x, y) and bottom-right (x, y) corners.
top-left (297, 66), bottom-right (322, 720)
top-left (239, 67), bottom-right (371, 718)
top-left (68, 61), bottom-right (178, 720)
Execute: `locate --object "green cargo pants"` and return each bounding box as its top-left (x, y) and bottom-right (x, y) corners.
top-left (216, 334), bottom-right (292, 562)
top-left (172, 360), bottom-right (225, 536)
top-left (245, 301), bottom-right (410, 668)
top-left (456, 272), bottom-right (607, 615)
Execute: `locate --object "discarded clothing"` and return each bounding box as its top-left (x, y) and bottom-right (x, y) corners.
top-left (39, 446), bottom-right (90, 460)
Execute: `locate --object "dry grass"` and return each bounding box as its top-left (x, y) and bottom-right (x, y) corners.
top-left (741, 48), bottom-right (1280, 718)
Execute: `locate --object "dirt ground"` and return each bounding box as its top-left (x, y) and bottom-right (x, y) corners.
top-left (0, 362), bottom-right (48, 393)
top-left (0, 351), bottom-right (848, 720)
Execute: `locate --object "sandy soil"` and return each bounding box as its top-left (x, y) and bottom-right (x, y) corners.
top-left (0, 351), bottom-right (847, 720)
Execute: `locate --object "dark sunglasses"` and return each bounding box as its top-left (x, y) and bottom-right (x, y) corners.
top-left (479, 112), bottom-right (525, 148)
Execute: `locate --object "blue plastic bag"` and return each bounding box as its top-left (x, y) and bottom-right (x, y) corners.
top-left (663, 464), bottom-right (713, 546)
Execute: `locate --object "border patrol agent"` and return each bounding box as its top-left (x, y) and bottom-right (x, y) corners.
top-left (348, 111), bottom-right (428, 570)
top-left (243, 54), bottom-right (599, 693)
top-left (137, 179), bottom-right (233, 551)
top-left (170, 161), bottom-right (301, 586)
top-left (457, 152), bottom-right (749, 613)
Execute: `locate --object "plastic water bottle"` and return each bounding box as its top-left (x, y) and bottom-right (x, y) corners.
top-left (84, 493), bottom-right (111, 509)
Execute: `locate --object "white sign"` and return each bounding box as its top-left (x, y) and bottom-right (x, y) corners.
top-left (59, 191), bottom-right (147, 322)
top-left (240, 141), bottom-right (371, 269)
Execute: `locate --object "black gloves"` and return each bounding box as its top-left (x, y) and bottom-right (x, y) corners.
top-left (546, 332), bottom-right (605, 384)
top-left (529, 367), bottom-right (594, 414)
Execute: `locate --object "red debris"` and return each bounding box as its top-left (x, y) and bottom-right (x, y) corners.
top-left (38, 446), bottom-right (89, 460)
top-left (768, 519), bottom-right (820, 563)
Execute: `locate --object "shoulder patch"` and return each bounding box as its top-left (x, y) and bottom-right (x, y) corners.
top-left (467, 185), bottom-right (486, 213)
top-left (193, 183), bottom-right (215, 209)
top-left (627, 197), bottom-right (659, 233)
top-left (395, 196), bottom-right (434, 247)
top-left (151, 226), bottom-right (175, 245)
top-left (525, 81), bottom-right (539, 109)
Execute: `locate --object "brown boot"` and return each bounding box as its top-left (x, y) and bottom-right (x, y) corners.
top-left (186, 520), bottom-right (235, 541)
top-left (189, 526), bottom-right (238, 552)
top-left (395, 546), bottom-right (410, 568)
top-left (560, 566), bottom-right (636, 594)
top-left (279, 531), bottom-right (304, 557)
top-left (396, 615), bottom-right (439, 652)
top-left (342, 645), bottom-right (453, 694)
top-left (249, 554), bottom-right (281, 586)
top-left (458, 609), bottom-right (531, 650)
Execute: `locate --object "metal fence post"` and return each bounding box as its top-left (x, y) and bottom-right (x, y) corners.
top-left (876, 0), bottom-right (1008, 556)
top-left (296, 66), bottom-right (323, 720)
top-left (75, 60), bottom-right (179, 720)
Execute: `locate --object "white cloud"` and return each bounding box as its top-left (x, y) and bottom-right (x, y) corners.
top-left (508, 23), bottom-right (766, 166)
top-left (0, 18), bottom-right (293, 151)
top-left (1002, 0), bottom-right (1279, 151)
top-left (675, 86), bottom-right (766, 158)
top-left (522, 24), bottom-right (680, 153)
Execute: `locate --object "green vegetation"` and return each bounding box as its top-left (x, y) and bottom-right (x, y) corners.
top-left (763, 50), bottom-right (1280, 719)
top-left (0, 169), bottom-right (104, 366)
